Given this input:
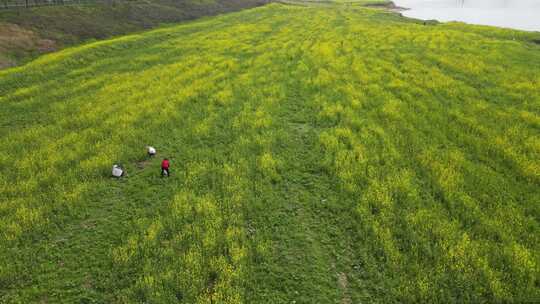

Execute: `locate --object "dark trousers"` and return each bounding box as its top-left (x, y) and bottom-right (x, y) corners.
top-left (161, 168), bottom-right (170, 177)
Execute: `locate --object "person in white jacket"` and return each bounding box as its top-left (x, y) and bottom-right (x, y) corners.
top-left (112, 164), bottom-right (124, 178)
top-left (147, 146), bottom-right (156, 157)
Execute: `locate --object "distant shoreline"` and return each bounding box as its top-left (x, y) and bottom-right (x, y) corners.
top-left (364, 1), bottom-right (409, 12)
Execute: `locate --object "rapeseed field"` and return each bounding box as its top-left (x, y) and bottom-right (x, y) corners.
top-left (0, 2), bottom-right (539, 303)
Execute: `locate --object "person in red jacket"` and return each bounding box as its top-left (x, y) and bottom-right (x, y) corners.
top-left (161, 158), bottom-right (170, 177)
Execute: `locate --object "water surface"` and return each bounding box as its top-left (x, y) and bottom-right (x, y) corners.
top-left (392, 0), bottom-right (540, 31)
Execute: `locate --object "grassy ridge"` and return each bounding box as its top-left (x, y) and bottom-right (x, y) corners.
top-left (0, 0), bottom-right (265, 68)
top-left (1, 3), bottom-right (539, 303)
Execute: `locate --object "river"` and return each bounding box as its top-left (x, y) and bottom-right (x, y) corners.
top-left (392, 0), bottom-right (540, 31)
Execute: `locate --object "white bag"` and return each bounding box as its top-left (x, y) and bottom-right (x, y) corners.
top-left (112, 165), bottom-right (123, 177)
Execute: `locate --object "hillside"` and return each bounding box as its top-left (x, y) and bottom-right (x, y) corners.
top-left (0, 0), bottom-right (265, 69)
top-left (1, 2), bottom-right (539, 303)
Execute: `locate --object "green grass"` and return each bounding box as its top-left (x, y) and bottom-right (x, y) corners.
top-left (1, 3), bottom-right (539, 303)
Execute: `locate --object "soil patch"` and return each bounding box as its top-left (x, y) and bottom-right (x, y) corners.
top-left (0, 22), bottom-right (58, 65)
top-left (337, 272), bottom-right (352, 304)
top-left (136, 159), bottom-right (152, 169)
